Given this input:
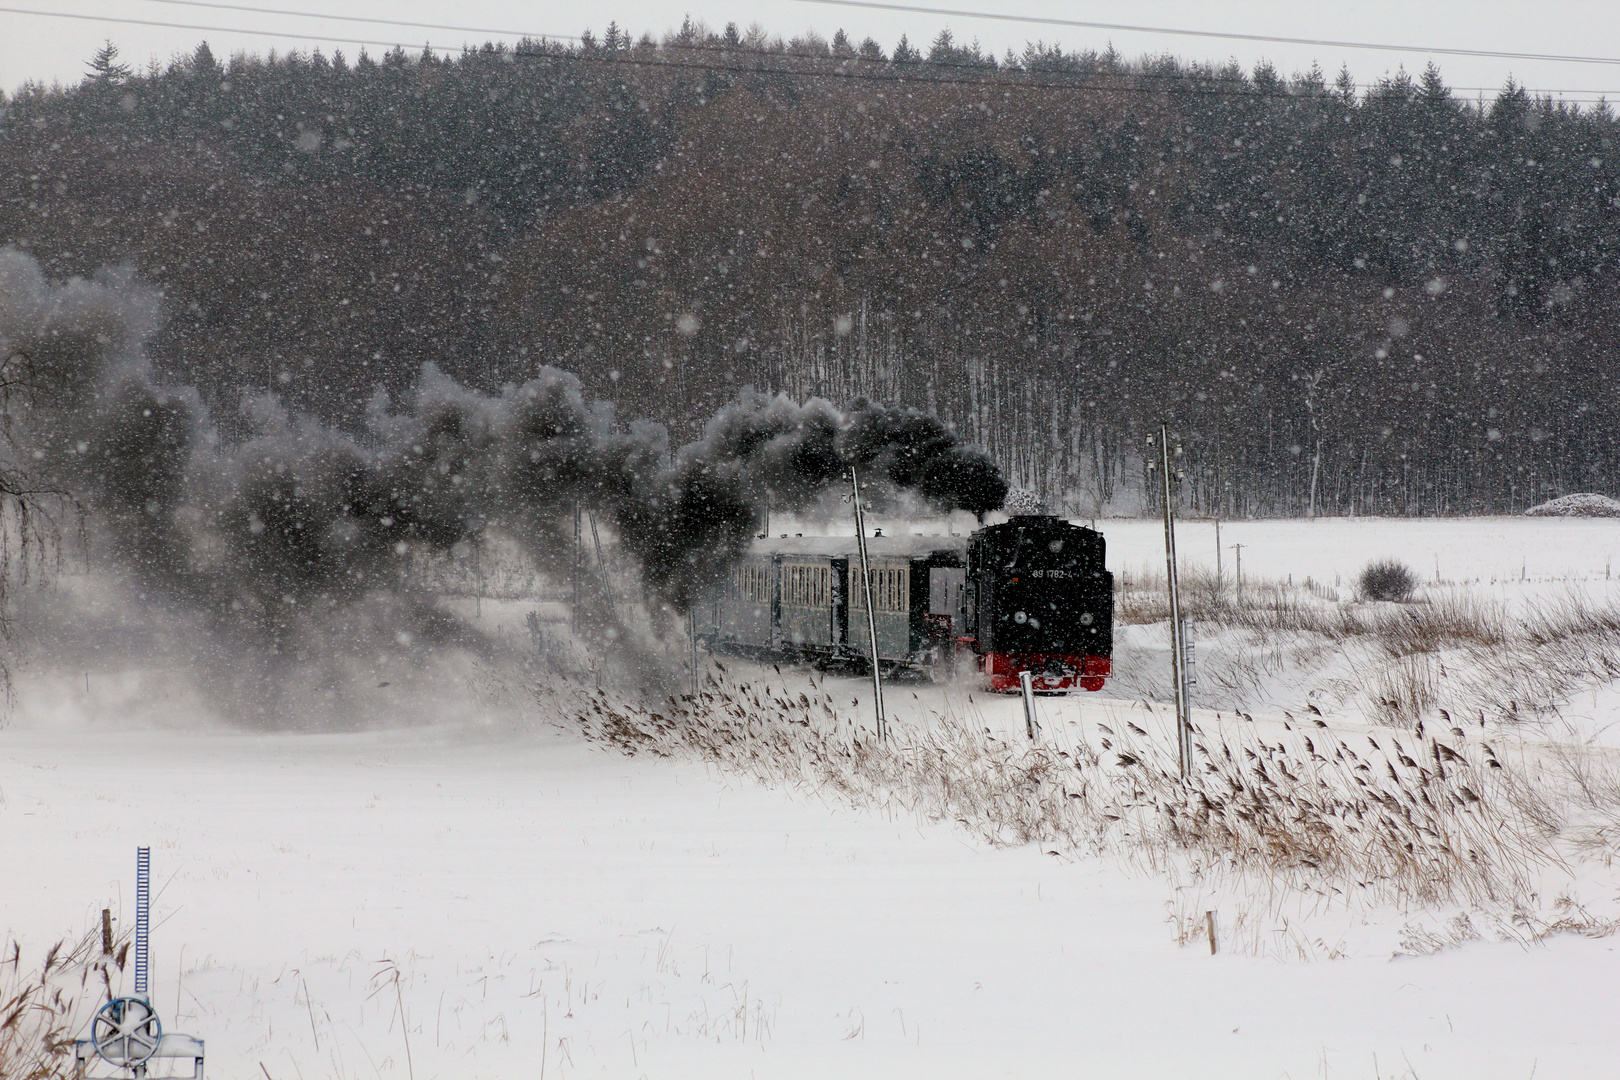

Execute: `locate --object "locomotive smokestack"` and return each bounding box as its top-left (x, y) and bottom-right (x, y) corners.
top-left (1002, 489), bottom-right (1051, 517)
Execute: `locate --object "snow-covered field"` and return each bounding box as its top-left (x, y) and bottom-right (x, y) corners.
top-left (7, 517), bottom-right (1620, 1079)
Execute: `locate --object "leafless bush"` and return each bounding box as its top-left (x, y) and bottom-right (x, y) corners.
top-left (1359, 559), bottom-right (1417, 602)
top-left (0, 927), bottom-right (128, 1080)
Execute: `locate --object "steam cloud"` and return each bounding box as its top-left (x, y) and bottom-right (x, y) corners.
top-left (0, 250), bottom-right (1005, 715)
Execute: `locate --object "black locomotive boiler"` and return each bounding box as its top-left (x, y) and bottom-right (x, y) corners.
top-left (693, 512), bottom-right (1113, 692)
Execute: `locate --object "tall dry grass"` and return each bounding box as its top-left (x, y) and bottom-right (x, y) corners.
top-left (1119, 567), bottom-right (1620, 728)
top-left (551, 568), bottom-right (1620, 955)
top-left (0, 927), bottom-right (128, 1080)
top-left (568, 666), bottom-right (1582, 914)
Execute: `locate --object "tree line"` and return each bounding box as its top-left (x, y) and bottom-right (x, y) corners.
top-left (4, 25), bottom-right (1619, 515)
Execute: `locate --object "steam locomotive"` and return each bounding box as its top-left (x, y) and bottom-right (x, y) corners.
top-left (692, 512), bottom-right (1113, 692)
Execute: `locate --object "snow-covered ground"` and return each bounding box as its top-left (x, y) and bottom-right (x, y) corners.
top-left (7, 517), bottom-right (1620, 1079)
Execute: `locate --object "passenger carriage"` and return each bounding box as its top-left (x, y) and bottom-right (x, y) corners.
top-left (694, 513), bottom-right (1114, 692)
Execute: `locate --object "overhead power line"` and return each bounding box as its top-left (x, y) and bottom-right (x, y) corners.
top-left (0, 5), bottom-right (467, 55)
top-left (133, 0), bottom-right (580, 44)
top-left (120, 0), bottom-right (1620, 87)
top-left (3, 5), bottom-right (1618, 104)
top-left (788, 0), bottom-right (1620, 68)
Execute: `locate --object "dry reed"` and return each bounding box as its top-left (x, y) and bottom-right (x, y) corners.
top-left (549, 566), bottom-right (1620, 956)
top-left (567, 666), bottom-right (1570, 914)
top-left (0, 926), bottom-right (128, 1080)
top-left (1120, 568), bottom-right (1620, 727)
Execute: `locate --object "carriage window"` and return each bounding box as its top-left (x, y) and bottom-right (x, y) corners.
top-left (850, 567), bottom-right (908, 612)
top-left (781, 563), bottom-right (830, 607)
top-left (737, 564), bottom-right (772, 604)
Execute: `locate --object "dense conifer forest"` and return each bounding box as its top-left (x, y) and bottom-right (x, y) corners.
top-left (4, 23), bottom-right (1619, 515)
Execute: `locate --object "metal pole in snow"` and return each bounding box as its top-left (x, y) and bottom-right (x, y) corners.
top-left (1019, 670), bottom-right (1038, 742)
top-left (134, 846), bottom-right (150, 997)
top-left (850, 468), bottom-right (886, 740)
top-left (688, 607), bottom-right (699, 698)
top-left (1156, 425), bottom-right (1192, 778)
top-left (587, 511), bottom-right (615, 623)
top-left (571, 501), bottom-right (581, 634)
top-left (1181, 617), bottom-right (1196, 707)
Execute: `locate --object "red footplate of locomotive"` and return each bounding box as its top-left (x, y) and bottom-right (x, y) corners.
top-left (982, 652), bottom-right (1111, 693)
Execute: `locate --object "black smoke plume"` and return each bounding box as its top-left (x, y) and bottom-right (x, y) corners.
top-left (0, 251), bottom-right (1005, 712)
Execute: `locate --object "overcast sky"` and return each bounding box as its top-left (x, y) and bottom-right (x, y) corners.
top-left (4, 1), bottom-right (1620, 105)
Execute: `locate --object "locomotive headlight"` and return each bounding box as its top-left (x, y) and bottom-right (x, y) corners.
top-left (1014, 611), bottom-right (1028, 624)
top-left (1079, 612), bottom-right (1094, 625)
